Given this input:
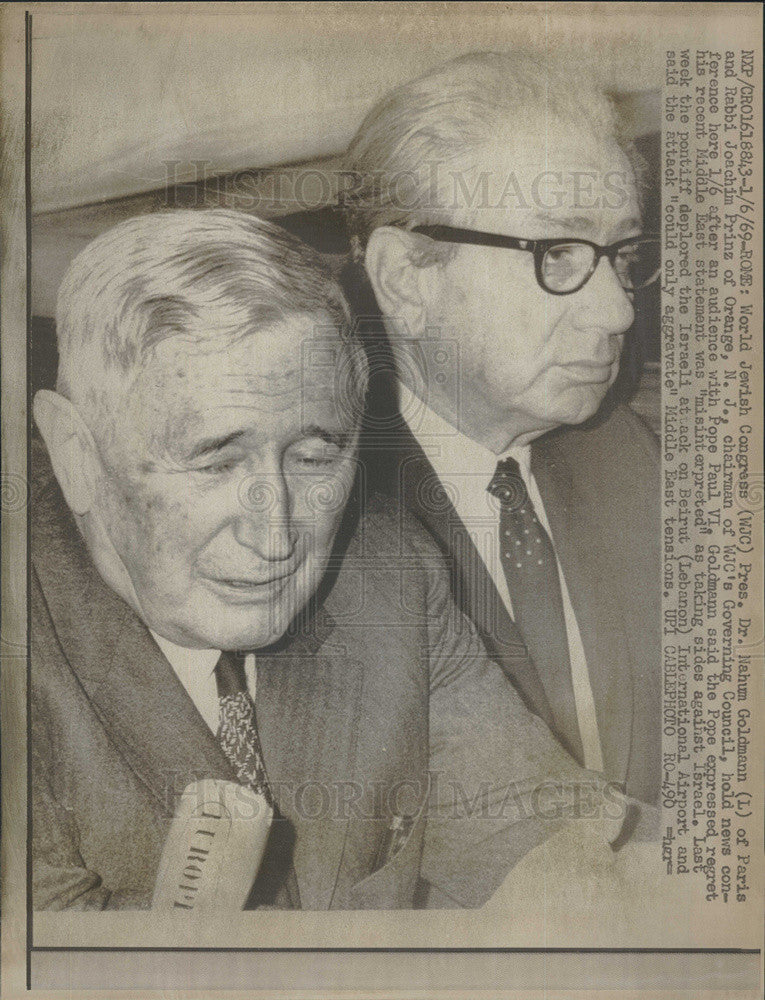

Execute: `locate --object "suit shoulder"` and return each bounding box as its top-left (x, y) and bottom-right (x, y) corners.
top-left (608, 403), bottom-right (661, 464)
top-left (534, 404), bottom-right (660, 524)
top-left (356, 489), bottom-right (447, 560)
top-left (541, 403), bottom-right (659, 474)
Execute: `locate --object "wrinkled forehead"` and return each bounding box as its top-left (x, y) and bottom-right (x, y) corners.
top-left (449, 126), bottom-right (640, 234)
top-left (106, 319), bottom-right (361, 446)
top-left (135, 312), bottom-right (349, 388)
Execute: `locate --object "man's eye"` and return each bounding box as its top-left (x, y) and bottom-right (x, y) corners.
top-left (298, 453), bottom-right (339, 467)
top-left (290, 443), bottom-right (343, 467)
top-left (546, 245), bottom-right (578, 261)
top-left (194, 457), bottom-right (238, 475)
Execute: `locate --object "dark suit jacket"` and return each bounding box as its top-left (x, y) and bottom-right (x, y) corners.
top-left (360, 401), bottom-right (662, 805)
top-left (32, 441), bottom-right (608, 911)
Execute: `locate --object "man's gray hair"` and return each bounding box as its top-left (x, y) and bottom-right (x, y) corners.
top-left (56, 208), bottom-right (366, 409)
top-left (342, 50), bottom-right (643, 255)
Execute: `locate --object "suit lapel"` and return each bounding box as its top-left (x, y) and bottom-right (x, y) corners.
top-left (254, 620), bottom-right (364, 911)
top-left (31, 454), bottom-right (238, 815)
top-left (77, 612), bottom-right (239, 809)
top-left (34, 444), bottom-right (369, 910)
top-left (532, 434), bottom-right (634, 787)
top-left (366, 418), bottom-right (554, 728)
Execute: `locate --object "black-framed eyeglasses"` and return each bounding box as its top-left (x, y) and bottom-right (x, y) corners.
top-left (408, 224), bottom-right (661, 296)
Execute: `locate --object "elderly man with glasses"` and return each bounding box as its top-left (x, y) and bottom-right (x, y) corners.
top-left (344, 51), bottom-right (662, 810)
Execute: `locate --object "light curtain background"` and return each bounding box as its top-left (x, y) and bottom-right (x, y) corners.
top-left (29, 3), bottom-right (673, 317)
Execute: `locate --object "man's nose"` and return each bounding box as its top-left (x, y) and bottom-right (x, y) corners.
top-left (233, 473), bottom-right (297, 560)
top-left (573, 256), bottom-right (635, 336)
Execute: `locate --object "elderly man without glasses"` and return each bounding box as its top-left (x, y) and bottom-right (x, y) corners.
top-left (31, 208), bottom-right (653, 913)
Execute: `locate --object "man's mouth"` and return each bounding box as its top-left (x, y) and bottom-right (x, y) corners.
top-left (202, 570), bottom-right (297, 603)
top-left (561, 359), bottom-right (616, 382)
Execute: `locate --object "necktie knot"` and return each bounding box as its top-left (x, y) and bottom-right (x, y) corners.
top-left (487, 457), bottom-right (528, 510)
top-left (215, 650), bottom-right (248, 699)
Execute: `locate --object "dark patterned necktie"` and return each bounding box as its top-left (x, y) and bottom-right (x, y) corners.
top-left (487, 457), bottom-right (584, 765)
top-left (215, 651), bottom-right (273, 807)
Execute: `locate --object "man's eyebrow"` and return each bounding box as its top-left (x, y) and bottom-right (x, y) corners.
top-left (611, 216), bottom-right (643, 239)
top-left (300, 424), bottom-right (354, 449)
top-left (185, 430), bottom-right (247, 462)
top-left (530, 212), bottom-right (598, 236)
top-left (529, 212), bottom-right (644, 240)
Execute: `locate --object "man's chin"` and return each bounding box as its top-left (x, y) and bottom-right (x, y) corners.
top-left (159, 609), bottom-right (293, 653)
top-left (188, 580), bottom-right (315, 650)
top-left (208, 618), bottom-right (292, 652)
top-left (560, 379), bottom-right (613, 425)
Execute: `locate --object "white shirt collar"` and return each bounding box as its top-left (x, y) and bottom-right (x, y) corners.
top-left (149, 632), bottom-right (258, 736)
top-left (150, 631), bottom-right (221, 678)
top-left (399, 381), bottom-right (531, 481)
top-left (150, 631), bottom-right (222, 734)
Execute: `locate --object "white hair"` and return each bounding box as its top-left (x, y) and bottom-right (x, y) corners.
top-left (56, 209), bottom-right (367, 415)
top-left (343, 50), bottom-right (645, 257)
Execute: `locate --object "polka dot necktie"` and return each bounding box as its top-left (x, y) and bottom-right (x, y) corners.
top-left (487, 457), bottom-right (584, 765)
top-left (215, 651), bottom-right (274, 807)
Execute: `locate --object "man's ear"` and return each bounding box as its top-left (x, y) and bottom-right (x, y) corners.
top-left (33, 390), bottom-right (98, 516)
top-left (363, 227), bottom-right (432, 338)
